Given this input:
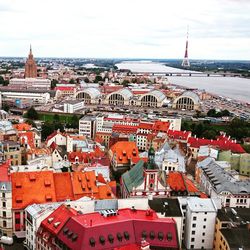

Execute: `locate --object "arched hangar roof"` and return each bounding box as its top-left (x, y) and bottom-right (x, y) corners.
top-left (140, 89), bottom-right (166, 102)
top-left (76, 88), bottom-right (101, 99)
top-left (108, 88), bottom-right (133, 99)
top-left (174, 91), bottom-right (200, 104)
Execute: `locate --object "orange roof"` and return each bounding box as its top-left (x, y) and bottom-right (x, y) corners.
top-left (11, 171), bottom-right (57, 210)
top-left (13, 123), bottom-right (32, 131)
top-left (18, 131), bottom-right (35, 148)
top-left (27, 147), bottom-right (51, 156)
top-left (153, 120), bottom-right (170, 133)
top-left (53, 173), bottom-right (74, 201)
top-left (110, 141), bottom-right (139, 164)
top-left (12, 170), bottom-right (115, 210)
top-left (167, 172), bottom-right (186, 192)
top-left (71, 171), bottom-right (99, 199)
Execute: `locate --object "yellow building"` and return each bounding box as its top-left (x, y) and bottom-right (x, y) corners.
top-left (213, 208), bottom-right (250, 250)
top-left (0, 141), bottom-right (22, 166)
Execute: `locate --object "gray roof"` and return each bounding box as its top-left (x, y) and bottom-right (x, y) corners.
top-left (122, 160), bottom-right (144, 193)
top-left (198, 157), bottom-right (250, 195)
top-left (94, 199), bottom-right (118, 211)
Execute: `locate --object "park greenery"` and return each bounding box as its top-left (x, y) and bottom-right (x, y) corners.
top-left (182, 118), bottom-right (250, 141)
top-left (23, 107), bottom-right (81, 140)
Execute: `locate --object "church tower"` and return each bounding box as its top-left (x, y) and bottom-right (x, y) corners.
top-left (25, 45), bottom-right (37, 78)
top-left (143, 145), bottom-right (159, 191)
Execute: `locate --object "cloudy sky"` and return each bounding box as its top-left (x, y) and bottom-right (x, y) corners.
top-left (0, 0), bottom-right (250, 60)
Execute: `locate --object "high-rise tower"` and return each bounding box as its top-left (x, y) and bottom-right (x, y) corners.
top-left (181, 29), bottom-right (190, 68)
top-left (25, 45), bottom-right (37, 78)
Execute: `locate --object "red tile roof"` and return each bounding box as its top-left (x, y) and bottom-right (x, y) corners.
top-left (188, 137), bottom-right (245, 153)
top-left (138, 122), bottom-right (154, 130)
top-left (112, 124), bottom-right (138, 134)
top-left (55, 86), bottom-right (75, 91)
top-left (40, 204), bottom-right (78, 235)
top-left (0, 161), bottom-right (10, 182)
top-left (58, 208), bottom-right (179, 250)
top-left (167, 130), bottom-right (191, 141)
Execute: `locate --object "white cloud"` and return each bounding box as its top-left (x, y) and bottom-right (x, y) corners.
top-left (0, 0), bottom-right (249, 59)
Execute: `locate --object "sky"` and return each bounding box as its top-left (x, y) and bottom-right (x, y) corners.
top-left (0, 0), bottom-right (250, 60)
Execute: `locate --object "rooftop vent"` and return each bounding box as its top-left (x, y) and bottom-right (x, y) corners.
top-left (54, 222), bottom-right (61, 228)
top-left (29, 173), bottom-right (36, 181)
top-left (100, 209), bottom-right (117, 217)
top-left (15, 182), bottom-right (22, 188)
top-left (47, 217), bottom-right (54, 224)
top-left (72, 233), bottom-right (78, 242)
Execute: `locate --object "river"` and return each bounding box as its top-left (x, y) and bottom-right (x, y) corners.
top-left (116, 61), bottom-right (250, 103)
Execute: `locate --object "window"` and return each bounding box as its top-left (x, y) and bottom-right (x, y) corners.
top-left (3, 220), bottom-right (7, 227)
top-left (2, 193), bottom-right (5, 198)
top-left (191, 238), bottom-right (195, 242)
top-left (190, 245), bottom-right (194, 249)
top-left (203, 225), bottom-right (206, 229)
top-left (193, 216), bottom-right (197, 221)
top-left (204, 218), bottom-right (207, 222)
top-left (192, 231), bottom-right (195, 235)
top-left (202, 232), bottom-right (205, 236)
top-left (202, 239), bottom-right (205, 243)
top-left (3, 211), bottom-right (6, 217)
top-left (3, 202), bottom-right (6, 208)
top-left (192, 223), bottom-right (196, 228)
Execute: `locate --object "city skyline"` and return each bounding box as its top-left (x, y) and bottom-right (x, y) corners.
top-left (0, 0), bottom-right (250, 60)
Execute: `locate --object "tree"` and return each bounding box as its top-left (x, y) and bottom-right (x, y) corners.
top-left (207, 109), bottom-right (217, 117)
top-left (53, 114), bottom-right (60, 122)
top-left (69, 79), bottom-right (75, 84)
top-left (122, 80), bottom-right (129, 87)
top-left (2, 103), bottom-right (10, 112)
top-left (25, 119), bottom-right (37, 128)
top-left (51, 79), bottom-right (58, 89)
top-left (83, 77), bottom-right (90, 83)
top-left (41, 122), bottom-right (55, 141)
top-left (221, 109), bottom-right (230, 117)
top-left (202, 130), bottom-right (217, 139)
top-left (94, 75), bottom-right (103, 83)
top-left (0, 76), bottom-right (4, 85)
top-left (26, 107), bottom-right (39, 120)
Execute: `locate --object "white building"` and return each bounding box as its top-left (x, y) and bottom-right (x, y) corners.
top-left (0, 90), bottom-right (50, 105)
top-left (0, 182), bottom-right (12, 237)
top-left (183, 197), bottom-right (218, 250)
top-left (160, 117), bottom-right (182, 131)
top-left (9, 78), bottom-right (51, 90)
top-left (197, 157), bottom-right (250, 208)
top-left (79, 116), bottom-right (97, 138)
top-left (63, 100), bottom-right (84, 113)
top-left (24, 203), bottom-right (61, 250)
top-left (155, 142), bottom-right (186, 174)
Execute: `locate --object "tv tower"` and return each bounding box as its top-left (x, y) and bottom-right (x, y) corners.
top-left (181, 27), bottom-right (190, 67)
